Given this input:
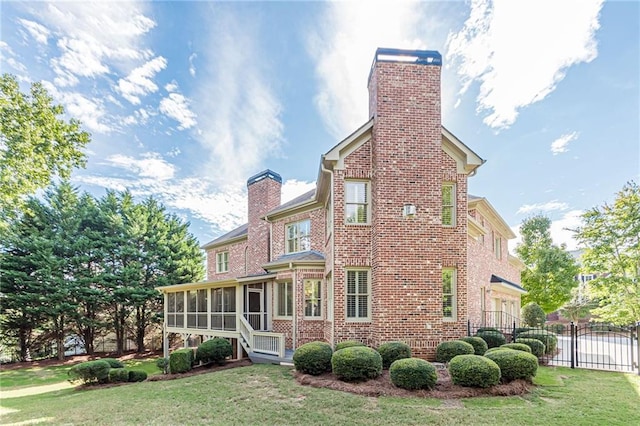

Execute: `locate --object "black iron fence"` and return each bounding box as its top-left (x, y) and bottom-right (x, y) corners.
top-left (468, 321), bottom-right (640, 375)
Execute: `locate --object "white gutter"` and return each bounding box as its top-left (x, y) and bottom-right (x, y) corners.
top-left (321, 160), bottom-right (335, 348)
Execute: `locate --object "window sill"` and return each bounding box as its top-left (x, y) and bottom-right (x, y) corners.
top-left (273, 316), bottom-right (293, 320)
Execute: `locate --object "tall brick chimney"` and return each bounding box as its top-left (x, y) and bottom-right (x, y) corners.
top-left (246, 170), bottom-right (282, 275)
top-left (367, 48), bottom-right (467, 353)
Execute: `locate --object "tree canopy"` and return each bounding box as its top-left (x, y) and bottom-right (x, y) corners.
top-left (575, 181), bottom-right (640, 325)
top-left (516, 215), bottom-right (579, 313)
top-left (0, 74), bottom-right (90, 228)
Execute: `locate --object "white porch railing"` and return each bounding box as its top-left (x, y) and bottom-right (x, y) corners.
top-left (239, 315), bottom-right (285, 358)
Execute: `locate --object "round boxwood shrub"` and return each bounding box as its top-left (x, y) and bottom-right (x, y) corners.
top-left (448, 355), bottom-right (501, 388)
top-left (516, 338), bottom-right (546, 358)
top-left (108, 368), bottom-right (130, 383)
top-left (293, 341), bottom-right (333, 375)
top-left (101, 358), bottom-right (124, 368)
top-left (128, 370), bottom-right (148, 382)
top-left (522, 302), bottom-right (546, 327)
top-left (335, 340), bottom-right (365, 351)
top-left (500, 343), bottom-right (532, 353)
top-left (196, 338), bottom-right (233, 365)
top-left (459, 336), bottom-right (489, 355)
top-left (477, 327), bottom-right (500, 333)
top-left (169, 348), bottom-right (194, 374)
top-left (517, 330), bottom-right (557, 354)
top-left (476, 330), bottom-right (507, 348)
top-left (332, 346), bottom-right (382, 382)
top-left (377, 341), bottom-right (411, 369)
top-left (389, 358), bottom-right (437, 390)
top-left (548, 323), bottom-right (566, 334)
top-left (484, 349), bottom-right (538, 382)
top-left (156, 357), bottom-right (169, 371)
top-left (68, 360), bottom-right (111, 384)
top-left (436, 340), bottom-right (475, 363)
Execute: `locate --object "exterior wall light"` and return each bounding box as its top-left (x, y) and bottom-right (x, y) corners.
top-left (403, 204), bottom-right (416, 218)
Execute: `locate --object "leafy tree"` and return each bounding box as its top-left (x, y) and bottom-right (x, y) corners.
top-left (559, 287), bottom-right (594, 323)
top-left (0, 74), bottom-right (90, 228)
top-left (575, 181), bottom-right (640, 325)
top-left (521, 302), bottom-right (546, 327)
top-left (516, 215), bottom-right (579, 313)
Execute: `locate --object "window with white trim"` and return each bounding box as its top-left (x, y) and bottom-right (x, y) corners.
top-left (167, 291), bottom-right (184, 327)
top-left (276, 282), bottom-right (293, 317)
top-left (494, 234), bottom-right (502, 259)
top-left (442, 268), bottom-right (457, 320)
top-left (346, 269), bottom-right (370, 320)
top-left (442, 183), bottom-right (456, 226)
top-left (286, 220), bottom-right (311, 253)
top-left (304, 280), bottom-right (322, 318)
top-left (211, 287), bottom-right (236, 331)
top-left (187, 289), bottom-right (208, 329)
top-left (345, 181), bottom-right (369, 224)
top-left (216, 251), bottom-right (229, 273)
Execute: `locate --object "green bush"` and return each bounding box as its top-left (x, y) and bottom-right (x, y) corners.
top-left (517, 330), bottom-right (557, 354)
top-left (101, 358), bottom-right (124, 368)
top-left (459, 337), bottom-right (488, 355)
top-left (435, 340), bottom-right (475, 363)
top-left (547, 323), bottom-right (566, 334)
top-left (332, 346), bottom-right (382, 382)
top-left (68, 360), bottom-right (111, 384)
top-left (516, 338), bottom-right (546, 358)
top-left (108, 368), bottom-right (130, 383)
top-left (335, 341), bottom-right (365, 351)
top-left (156, 357), bottom-right (169, 371)
top-left (476, 330), bottom-right (507, 348)
top-left (484, 349), bottom-right (538, 382)
top-left (477, 327), bottom-right (500, 333)
top-left (377, 341), bottom-right (411, 369)
top-left (196, 338), bottom-right (233, 365)
top-left (522, 302), bottom-right (546, 327)
top-left (389, 358), bottom-right (437, 390)
top-left (500, 343), bottom-right (532, 353)
top-left (485, 347), bottom-right (514, 354)
top-left (293, 341), bottom-right (333, 375)
top-left (169, 348), bottom-right (194, 374)
top-left (514, 327), bottom-right (533, 336)
top-left (128, 370), bottom-right (148, 382)
top-left (448, 355), bottom-right (501, 388)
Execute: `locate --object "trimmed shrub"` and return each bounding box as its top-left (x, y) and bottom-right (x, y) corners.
top-left (459, 336), bottom-right (489, 355)
top-left (196, 338), bottom-right (233, 365)
top-left (108, 368), bottom-right (130, 383)
top-left (156, 357), bottom-right (169, 371)
top-left (435, 340), bottom-right (475, 363)
top-left (548, 323), bottom-right (566, 334)
top-left (128, 370), bottom-right (148, 382)
top-left (293, 341), bottom-right (333, 375)
top-left (335, 341), bottom-right (365, 351)
top-left (332, 346), bottom-right (383, 382)
top-left (389, 358), bottom-right (437, 390)
top-left (101, 358), bottom-right (124, 368)
top-left (484, 349), bottom-right (538, 382)
top-left (476, 330), bottom-right (507, 348)
top-left (485, 347), bottom-right (514, 354)
top-left (516, 338), bottom-right (546, 358)
top-left (500, 343), bottom-right (532, 353)
top-left (448, 355), bottom-right (501, 388)
top-left (477, 327), bottom-right (500, 333)
top-left (68, 360), bottom-right (111, 384)
top-left (522, 302), bottom-right (546, 327)
top-left (377, 341), bottom-right (411, 369)
top-left (514, 327), bottom-right (533, 337)
top-left (169, 348), bottom-right (194, 374)
top-left (517, 330), bottom-right (558, 354)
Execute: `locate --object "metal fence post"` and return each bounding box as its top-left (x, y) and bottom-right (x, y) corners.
top-left (636, 322), bottom-right (640, 376)
top-left (570, 322), bottom-right (575, 369)
top-left (467, 320), bottom-right (471, 337)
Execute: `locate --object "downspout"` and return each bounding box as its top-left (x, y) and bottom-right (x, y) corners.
top-left (291, 262), bottom-right (296, 350)
top-left (321, 161), bottom-right (335, 348)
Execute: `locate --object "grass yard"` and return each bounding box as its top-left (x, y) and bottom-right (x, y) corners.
top-left (0, 364), bottom-right (638, 425)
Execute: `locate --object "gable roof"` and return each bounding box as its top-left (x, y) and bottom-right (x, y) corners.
top-left (264, 189), bottom-right (317, 220)
top-left (201, 223), bottom-right (248, 250)
top-left (263, 250), bottom-right (325, 270)
top-left (468, 195), bottom-right (516, 239)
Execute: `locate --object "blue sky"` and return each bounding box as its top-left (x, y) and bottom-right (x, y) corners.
top-left (1, 0), bottom-right (638, 251)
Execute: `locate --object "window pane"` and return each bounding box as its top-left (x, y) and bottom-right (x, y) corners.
top-left (212, 288), bottom-right (222, 313)
top-left (176, 292), bottom-right (184, 312)
top-left (168, 314), bottom-right (175, 327)
top-left (197, 289), bottom-right (207, 312)
top-left (358, 272), bottom-right (368, 293)
top-left (346, 182), bottom-right (367, 203)
top-left (168, 293), bottom-right (175, 312)
top-left (211, 314), bottom-right (222, 330)
top-left (347, 271), bottom-right (356, 294)
top-left (224, 287), bottom-right (236, 312)
top-left (175, 314), bottom-right (184, 327)
top-left (188, 291), bottom-right (197, 312)
top-left (286, 283), bottom-right (293, 316)
top-left (358, 295), bottom-right (368, 317)
top-left (347, 295), bottom-right (356, 317)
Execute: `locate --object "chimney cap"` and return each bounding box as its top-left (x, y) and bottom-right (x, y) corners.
top-left (368, 48), bottom-right (442, 84)
top-left (247, 169), bottom-right (282, 186)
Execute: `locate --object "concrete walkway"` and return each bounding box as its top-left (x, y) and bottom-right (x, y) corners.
top-left (0, 381), bottom-right (76, 399)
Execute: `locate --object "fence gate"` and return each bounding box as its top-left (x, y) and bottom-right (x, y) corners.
top-left (547, 322), bottom-right (639, 374)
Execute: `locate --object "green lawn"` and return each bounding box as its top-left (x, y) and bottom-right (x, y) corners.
top-left (1, 365), bottom-right (638, 425)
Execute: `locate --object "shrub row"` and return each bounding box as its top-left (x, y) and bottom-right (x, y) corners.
top-left (167, 337), bottom-right (233, 374)
top-left (68, 359), bottom-right (146, 384)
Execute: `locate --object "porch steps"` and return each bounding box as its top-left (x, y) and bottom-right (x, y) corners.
top-left (249, 349), bottom-right (294, 366)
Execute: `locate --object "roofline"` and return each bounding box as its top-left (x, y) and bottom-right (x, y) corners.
top-left (263, 258), bottom-right (326, 271)
top-left (264, 196), bottom-right (322, 221)
top-left (201, 233), bottom-right (247, 250)
top-left (468, 196), bottom-right (516, 239)
top-left (156, 278), bottom-right (238, 293)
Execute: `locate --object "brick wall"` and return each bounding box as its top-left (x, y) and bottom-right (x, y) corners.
top-left (246, 173), bottom-right (281, 275)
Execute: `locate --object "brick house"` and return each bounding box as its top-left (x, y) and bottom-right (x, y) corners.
top-left (157, 48), bottom-right (525, 362)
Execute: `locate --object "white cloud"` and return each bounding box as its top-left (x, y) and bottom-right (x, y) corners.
top-left (0, 42), bottom-right (27, 73)
top-left (517, 200), bottom-right (569, 215)
top-left (281, 180), bottom-right (317, 204)
top-left (446, 0), bottom-right (604, 129)
top-left (159, 93), bottom-right (197, 130)
top-left (104, 152), bottom-right (176, 181)
top-left (117, 56), bottom-right (167, 104)
top-left (41, 81), bottom-right (112, 133)
top-left (189, 53), bottom-right (197, 77)
top-left (551, 131), bottom-right (579, 155)
top-left (18, 19), bottom-right (50, 44)
top-left (509, 209), bottom-right (583, 254)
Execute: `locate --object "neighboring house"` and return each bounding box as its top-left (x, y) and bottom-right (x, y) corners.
top-left (156, 48), bottom-right (524, 362)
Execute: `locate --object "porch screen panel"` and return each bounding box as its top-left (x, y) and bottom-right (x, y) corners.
top-left (187, 291), bottom-right (197, 328)
top-left (211, 287), bottom-right (236, 331)
top-left (167, 293), bottom-right (175, 327)
top-left (197, 289), bottom-right (207, 329)
top-left (175, 291), bottom-right (184, 327)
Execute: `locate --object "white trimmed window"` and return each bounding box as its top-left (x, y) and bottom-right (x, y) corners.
top-left (276, 282), bottom-right (293, 317)
top-left (345, 181), bottom-right (369, 224)
top-left (304, 280), bottom-right (322, 318)
top-left (442, 183), bottom-right (456, 226)
top-left (211, 287), bottom-right (236, 331)
top-left (443, 268), bottom-right (457, 320)
top-left (346, 269), bottom-right (370, 320)
top-left (216, 251), bottom-right (229, 273)
top-left (167, 291), bottom-right (184, 328)
top-left (286, 220), bottom-right (311, 253)
top-left (494, 234), bottom-right (502, 260)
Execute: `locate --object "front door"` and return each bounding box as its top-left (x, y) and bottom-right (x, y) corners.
top-left (247, 288), bottom-right (263, 330)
